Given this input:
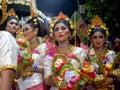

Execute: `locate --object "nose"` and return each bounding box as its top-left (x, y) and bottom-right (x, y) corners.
top-left (58, 29), bottom-right (63, 32)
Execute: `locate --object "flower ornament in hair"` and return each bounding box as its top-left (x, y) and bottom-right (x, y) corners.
top-left (49, 12), bottom-right (74, 39)
top-left (33, 18), bottom-right (38, 25)
top-left (8, 10), bottom-right (18, 18)
top-left (87, 15), bottom-right (109, 40)
top-left (29, 12), bottom-right (37, 19)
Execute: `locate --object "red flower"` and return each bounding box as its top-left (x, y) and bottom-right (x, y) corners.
top-left (90, 54), bottom-right (95, 57)
top-left (58, 14), bottom-right (65, 20)
top-left (101, 56), bottom-right (108, 61)
top-left (57, 61), bottom-right (68, 71)
top-left (81, 70), bottom-right (95, 78)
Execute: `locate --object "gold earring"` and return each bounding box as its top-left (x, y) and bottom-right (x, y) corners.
top-left (34, 31), bottom-right (37, 35)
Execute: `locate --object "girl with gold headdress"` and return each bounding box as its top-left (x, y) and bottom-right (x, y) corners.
top-left (38, 12), bottom-right (87, 90)
top-left (80, 15), bottom-right (116, 90)
top-left (17, 14), bottom-right (47, 90)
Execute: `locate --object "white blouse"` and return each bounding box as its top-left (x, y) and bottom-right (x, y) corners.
top-left (0, 31), bottom-right (18, 73)
top-left (42, 43), bottom-right (86, 90)
top-left (18, 43), bottom-right (45, 90)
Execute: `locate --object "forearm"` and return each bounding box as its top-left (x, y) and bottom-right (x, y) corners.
top-left (45, 75), bottom-right (56, 86)
top-left (34, 66), bottom-right (44, 73)
top-left (0, 69), bottom-right (15, 90)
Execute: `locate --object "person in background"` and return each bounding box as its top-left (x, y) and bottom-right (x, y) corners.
top-left (109, 37), bottom-right (120, 90)
top-left (18, 16), bottom-right (46, 90)
top-left (42, 12), bottom-right (86, 90)
top-left (112, 37), bottom-right (120, 54)
top-left (0, 31), bottom-right (18, 90)
top-left (80, 15), bottom-right (116, 90)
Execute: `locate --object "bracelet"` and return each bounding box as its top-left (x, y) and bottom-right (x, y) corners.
top-left (112, 77), bottom-right (116, 83)
top-left (33, 64), bottom-right (38, 71)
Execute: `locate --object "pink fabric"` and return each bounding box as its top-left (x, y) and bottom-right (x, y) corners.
top-left (26, 82), bottom-right (47, 90)
top-left (31, 50), bottom-right (40, 54)
top-left (80, 42), bottom-right (88, 54)
top-left (46, 37), bottom-right (56, 49)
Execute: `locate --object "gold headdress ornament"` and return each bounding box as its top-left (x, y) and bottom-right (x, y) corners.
top-left (27, 4), bottom-right (39, 26)
top-left (87, 15), bottom-right (109, 40)
top-left (49, 12), bottom-right (75, 39)
top-left (0, 1), bottom-right (18, 25)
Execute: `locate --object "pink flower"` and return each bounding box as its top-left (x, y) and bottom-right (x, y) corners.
top-left (70, 76), bottom-right (80, 83)
top-left (18, 55), bottom-right (22, 61)
top-left (67, 82), bottom-right (74, 88)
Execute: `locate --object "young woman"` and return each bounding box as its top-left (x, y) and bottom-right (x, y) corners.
top-left (80, 15), bottom-right (116, 90)
top-left (41, 12), bottom-right (86, 90)
top-left (17, 16), bottom-right (46, 90)
top-left (2, 14), bottom-right (19, 37)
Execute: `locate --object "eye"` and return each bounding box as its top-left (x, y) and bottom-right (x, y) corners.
top-left (92, 36), bottom-right (97, 39)
top-left (54, 27), bottom-right (59, 32)
top-left (10, 22), bottom-right (18, 26)
top-left (23, 28), bottom-right (29, 32)
top-left (61, 26), bottom-right (66, 30)
top-left (99, 35), bottom-right (104, 39)
top-left (54, 26), bottom-right (66, 32)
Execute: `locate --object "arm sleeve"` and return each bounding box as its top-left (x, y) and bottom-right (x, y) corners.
top-left (0, 31), bottom-right (18, 72)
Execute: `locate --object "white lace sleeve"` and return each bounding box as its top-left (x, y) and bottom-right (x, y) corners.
top-left (0, 31), bottom-right (18, 72)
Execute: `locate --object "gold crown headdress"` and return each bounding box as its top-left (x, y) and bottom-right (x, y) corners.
top-left (49, 12), bottom-right (75, 39)
top-left (87, 15), bottom-right (109, 39)
top-left (0, 1), bottom-right (18, 25)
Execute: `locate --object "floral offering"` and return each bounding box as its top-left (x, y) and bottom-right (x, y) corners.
top-left (80, 48), bottom-right (113, 87)
top-left (52, 54), bottom-right (85, 90)
top-left (16, 35), bottom-right (34, 78)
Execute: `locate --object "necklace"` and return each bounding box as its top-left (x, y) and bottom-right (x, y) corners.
top-left (30, 41), bottom-right (40, 50)
top-left (58, 43), bottom-right (70, 47)
top-left (94, 47), bottom-right (108, 57)
top-left (57, 45), bottom-right (73, 55)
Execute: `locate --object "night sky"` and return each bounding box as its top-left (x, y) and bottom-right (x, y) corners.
top-left (36, 0), bottom-right (78, 18)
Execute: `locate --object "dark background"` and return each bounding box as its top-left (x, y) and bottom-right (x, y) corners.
top-left (36, 0), bottom-right (78, 17)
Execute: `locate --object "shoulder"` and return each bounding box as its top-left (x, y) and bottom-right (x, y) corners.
top-left (0, 31), bottom-right (12, 36)
top-left (37, 43), bottom-right (48, 51)
top-left (72, 46), bottom-right (86, 55)
top-left (0, 31), bottom-right (15, 41)
top-left (73, 46), bottom-right (85, 52)
top-left (107, 49), bottom-right (116, 56)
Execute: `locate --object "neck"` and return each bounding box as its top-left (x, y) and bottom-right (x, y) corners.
top-left (94, 46), bottom-right (104, 51)
top-left (30, 37), bottom-right (39, 45)
top-left (58, 41), bottom-right (70, 47)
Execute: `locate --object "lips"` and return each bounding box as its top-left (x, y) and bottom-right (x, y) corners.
top-left (96, 43), bottom-right (100, 45)
top-left (58, 35), bottom-right (63, 37)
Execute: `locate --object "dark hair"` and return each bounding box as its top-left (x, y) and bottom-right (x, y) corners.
top-left (1, 16), bottom-right (19, 30)
top-left (6, 16), bottom-right (19, 24)
top-left (89, 26), bottom-right (107, 38)
top-left (25, 17), bottom-right (42, 37)
top-left (53, 19), bottom-right (73, 34)
top-left (53, 19), bottom-right (74, 45)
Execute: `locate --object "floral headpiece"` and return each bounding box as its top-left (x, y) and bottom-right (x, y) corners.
top-left (87, 15), bottom-right (109, 40)
top-left (49, 12), bottom-right (75, 39)
top-left (28, 12), bottom-right (39, 26)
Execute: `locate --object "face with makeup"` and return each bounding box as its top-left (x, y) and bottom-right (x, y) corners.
top-left (5, 19), bottom-right (19, 35)
top-left (23, 24), bottom-right (38, 42)
top-left (90, 31), bottom-right (107, 49)
top-left (53, 23), bottom-right (71, 45)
